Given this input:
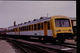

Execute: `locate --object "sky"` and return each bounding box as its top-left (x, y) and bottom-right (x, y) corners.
top-left (0, 1), bottom-right (76, 28)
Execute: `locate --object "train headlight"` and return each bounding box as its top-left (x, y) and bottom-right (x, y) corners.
top-left (68, 29), bottom-right (73, 31)
top-left (56, 30), bottom-right (61, 32)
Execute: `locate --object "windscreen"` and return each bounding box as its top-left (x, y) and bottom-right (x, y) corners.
top-left (55, 19), bottom-right (70, 27)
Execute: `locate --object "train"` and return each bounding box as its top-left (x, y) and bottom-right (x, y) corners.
top-left (5, 15), bottom-right (74, 43)
top-left (71, 18), bottom-right (77, 36)
top-left (0, 28), bottom-right (6, 35)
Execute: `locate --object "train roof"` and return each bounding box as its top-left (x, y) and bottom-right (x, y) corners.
top-left (0, 28), bottom-right (6, 31)
top-left (69, 17), bottom-right (76, 20)
top-left (7, 16), bottom-right (76, 29)
top-left (8, 17), bottom-right (50, 29)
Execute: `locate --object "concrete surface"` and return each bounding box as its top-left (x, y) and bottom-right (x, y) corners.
top-left (0, 40), bottom-right (16, 53)
top-left (65, 39), bottom-right (76, 44)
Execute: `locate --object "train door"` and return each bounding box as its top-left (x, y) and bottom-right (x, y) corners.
top-left (17, 28), bottom-right (20, 35)
top-left (14, 28), bottom-right (16, 35)
top-left (44, 21), bottom-right (48, 36)
top-left (15, 28), bottom-right (20, 35)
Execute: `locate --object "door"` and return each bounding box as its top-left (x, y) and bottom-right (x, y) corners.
top-left (44, 21), bottom-right (48, 36)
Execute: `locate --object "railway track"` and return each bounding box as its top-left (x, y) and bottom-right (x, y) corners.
top-left (7, 40), bottom-right (31, 53)
top-left (7, 40), bottom-right (52, 53)
top-left (5, 37), bottom-right (76, 53)
top-left (31, 39), bottom-right (77, 49)
top-left (21, 38), bottom-right (77, 49)
top-left (51, 42), bottom-right (77, 49)
top-left (0, 36), bottom-right (76, 53)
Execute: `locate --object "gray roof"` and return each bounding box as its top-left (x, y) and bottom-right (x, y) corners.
top-left (69, 17), bottom-right (76, 20)
top-left (8, 17), bottom-right (76, 29)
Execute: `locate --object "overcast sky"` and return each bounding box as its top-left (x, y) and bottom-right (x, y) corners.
top-left (0, 1), bottom-right (76, 28)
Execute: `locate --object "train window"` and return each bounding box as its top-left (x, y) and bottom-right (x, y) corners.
top-left (12, 29), bottom-right (13, 32)
top-left (22, 27), bottom-right (23, 31)
top-left (10, 29), bottom-right (11, 32)
top-left (55, 19), bottom-right (70, 27)
top-left (38, 23), bottom-right (41, 30)
top-left (16, 28), bottom-right (18, 31)
top-left (30, 25), bottom-right (31, 30)
top-left (26, 26), bottom-right (27, 31)
top-left (16, 28), bottom-right (17, 31)
top-left (41, 23), bottom-right (43, 30)
top-left (32, 25), bottom-right (33, 30)
top-left (12, 29), bottom-right (14, 32)
top-left (10, 29), bottom-right (12, 32)
top-left (21, 27), bottom-right (23, 31)
top-left (27, 26), bottom-right (28, 31)
top-left (34, 24), bottom-right (36, 30)
top-left (19, 27), bottom-right (21, 31)
top-left (22, 27), bottom-right (24, 31)
top-left (20, 27), bottom-right (21, 31)
top-left (28, 26), bottom-right (30, 30)
top-left (11, 29), bottom-right (12, 32)
top-left (15, 28), bottom-right (17, 31)
top-left (19, 27), bottom-right (20, 31)
top-left (31, 25), bottom-right (32, 31)
top-left (25, 26), bottom-right (27, 31)
top-left (48, 21), bottom-right (50, 29)
top-left (30, 25), bottom-right (31, 31)
top-left (23, 27), bottom-right (25, 31)
top-left (29, 25), bottom-right (30, 31)
top-left (24, 26), bottom-right (26, 31)
top-left (20, 27), bottom-right (22, 31)
top-left (36, 24), bottom-right (38, 30)
top-left (29, 25), bottom-right (31, 30)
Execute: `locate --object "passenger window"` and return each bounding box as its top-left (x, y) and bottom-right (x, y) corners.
top-left (20, 27), bottom-right (21, 31)
top-left (29, 25), bottom-right (30, 31)
top-left (41, 23), bottom-right (43, 30)
top-left (24, 26), bottom-right (26, 31)
top-left (32, 25), bottom-right (33, 30)
top-left (20, 27), bottom-right (22, 31)
top-left (21, 27), bottom-right (22, 31)
top-left (22, 27), bottom-right (24, 31)
top-left (34, 24), bottom-right (36, 30)
top-left (26, 26), bottom-right (27, 31)
top-left (38, 23), bottom-right (40, 30)
top-left (27, 26), bottom-right (28, 31)
top-left (48, 21), bottom-right (50, 29)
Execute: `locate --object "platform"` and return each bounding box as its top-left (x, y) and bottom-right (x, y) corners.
top-left (65, 39), bottom-right (76, 44)
top-left (0, 40), bottom-right (15, 53)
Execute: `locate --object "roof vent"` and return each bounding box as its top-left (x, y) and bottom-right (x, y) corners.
top-left (18, 24), bottom-right (21, 26)
top-left (14, 21), bottom-right (16, 26)
top-left (40, 17), bottom-right (47, 19)
top-left (24, 22), bottom-right (27, 24)
top-left (21, 23), bottom-right (23, 25)
top-left (28, 21), bottom-right (31, 23)
top-left (33, 19), bottom-right (38, 21)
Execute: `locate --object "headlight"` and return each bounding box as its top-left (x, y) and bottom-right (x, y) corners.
top-left (56, 30), bottom-right (61, 32)
top-left (68, 29), bottom-right (73, 31)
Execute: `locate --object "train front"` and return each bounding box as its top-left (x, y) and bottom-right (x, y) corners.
top-left (50, 15), bottom-right (74, 42)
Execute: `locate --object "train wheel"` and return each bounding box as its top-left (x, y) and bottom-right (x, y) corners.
top-left (57, 34), bottom-right (65, 43)
top-left (38, 38), bottom-right (42, 40)
top-left (59, 38), bottom-right (65, 43)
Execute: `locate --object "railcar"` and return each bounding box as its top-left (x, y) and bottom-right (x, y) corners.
top-left (0, 28), bottom-right (6, 35)
top-left (71, 18), bottom-right (77, 36)
top-left (6, 15), bottom-right (74, 42)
